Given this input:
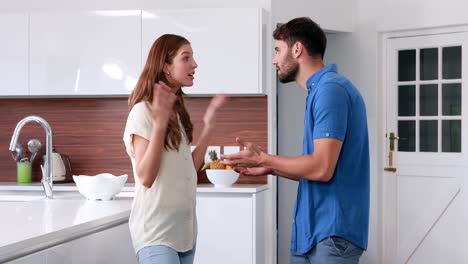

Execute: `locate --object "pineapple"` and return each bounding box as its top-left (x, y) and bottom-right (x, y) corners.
top-left (200, 150), bottom-right (225, 171)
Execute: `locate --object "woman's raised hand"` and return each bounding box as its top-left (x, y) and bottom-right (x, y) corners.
top-left (203, 94), bottom-right (228, 127)
top-left (145, 81), bottom-right (177, 126)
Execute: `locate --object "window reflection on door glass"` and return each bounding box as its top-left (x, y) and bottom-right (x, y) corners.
top-left (442, 120), bottom-right (461, 152)
top-left (420, 84), bottom-right (438, 116)
top-left (442, 83), bottom-right (461, 116)
top-left (443, 46), bottom-right (461, 79)
top-left (420, 120), bottom-right (438, 152)
top-left (398, 85), bottom-right (416, 116)
top-left (398, 120), bottom-right (415, 152)
top-left (399, 50), bottom-right (416, 81)
top-left (420, 48), bottom-right (438, 80)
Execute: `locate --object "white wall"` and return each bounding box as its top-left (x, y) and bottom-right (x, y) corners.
top-left (377, 0), bottom-right (468, 31)
top-left (272, 0), bottom-right (354, 32)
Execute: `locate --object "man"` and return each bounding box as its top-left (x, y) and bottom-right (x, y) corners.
top-left (222, 17), bottom-right (369, 263)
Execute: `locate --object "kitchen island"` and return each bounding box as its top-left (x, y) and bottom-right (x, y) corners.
top-left (0, 183), bottom-right (269, 264)
top-left (0, 192), bottom-right (134, 263)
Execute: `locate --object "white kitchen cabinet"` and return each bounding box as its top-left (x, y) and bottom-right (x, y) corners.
top-left (142, 8), bottom-right (266, 95)
top-left (29, 11), bottom-right (141, 96)
top-left (7, 223), bottom-right (136, 264)
top-left (195, 190), bottom-right (266, 264)
top-left (0, 13), bottom-right (29, 96)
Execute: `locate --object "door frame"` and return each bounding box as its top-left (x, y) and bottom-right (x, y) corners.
top-left (379, 24), bottom-right (468, 263)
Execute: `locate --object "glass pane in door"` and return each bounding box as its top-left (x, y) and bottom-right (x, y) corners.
top-left (399, 85), bottom-right (416, 116)
top-left (442, 120), bottom-right (461, 152)
top-left (442, 83), bottom-right (462, 116)
top-left (398, 120), bottom-right (416, 152)
top-left (399, 50), bottom-right (416, 81)
top-left (420, 120), bottom-right (438, 152)
top-left (443, 46), bottom-right (462, 79)
top-left (420, 48), bottom-right (438, 80)
top-left (420, 84), bottom-right (438, 116)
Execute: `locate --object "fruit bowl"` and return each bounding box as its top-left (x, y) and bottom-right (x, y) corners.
top-left (72, 173), bottom-right (128, 201)
top-left (205, 169), bottom-right (239, 187)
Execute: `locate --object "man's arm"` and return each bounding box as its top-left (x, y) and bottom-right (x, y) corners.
top-left (222, 137), bottom-right (342, 182)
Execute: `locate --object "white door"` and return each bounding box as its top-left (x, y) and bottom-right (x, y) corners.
top-left (383, 31), bottom-right (468, 263)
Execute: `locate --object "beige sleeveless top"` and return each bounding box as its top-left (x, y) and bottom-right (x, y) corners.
top-left (123, 102), bottom-right (197, 253)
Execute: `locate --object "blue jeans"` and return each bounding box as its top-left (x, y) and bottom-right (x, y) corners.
top-left (137, 245), bottom-right (196, 264)
top-left (290, 236), bottom-right (363, 264)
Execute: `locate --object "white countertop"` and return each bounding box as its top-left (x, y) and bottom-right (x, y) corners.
top-left (0, 182), bottom-right (269, 262)
top-left (0, 182), bottom-right (269, 194)
top-left (0, 193), bottom-right (133, 263)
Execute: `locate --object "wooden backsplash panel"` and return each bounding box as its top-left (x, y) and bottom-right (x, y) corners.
top-left (0, 97), bottom-right (268, 184)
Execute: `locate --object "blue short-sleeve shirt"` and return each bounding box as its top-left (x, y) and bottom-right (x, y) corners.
top-left (290, 64), bottom-right (370, 254)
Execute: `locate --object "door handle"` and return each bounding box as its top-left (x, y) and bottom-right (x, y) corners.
top-left (384, 132), bottom-right (398, 173)
top-left (386, 132), bottom-right (407, 151)
top-left (388, 132), bottom-right (399, 151)
top-left (384, 151), bottom-right (397, 172)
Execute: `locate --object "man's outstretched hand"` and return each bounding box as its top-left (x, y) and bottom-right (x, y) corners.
top-left (221, 137), bottom-right (272, 176)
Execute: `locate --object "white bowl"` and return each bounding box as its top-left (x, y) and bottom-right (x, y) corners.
top-left (72, 173), bottom-right (128, 201)
top-left (206, 169), bottom-right (239, 187)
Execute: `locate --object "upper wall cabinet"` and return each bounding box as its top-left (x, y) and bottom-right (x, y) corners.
top-left (29, 11), bottom-right (141, 96)
top-left (0, 13), bottom-right (29, 96)
top-left (142, 8), bottom-right (266, 95)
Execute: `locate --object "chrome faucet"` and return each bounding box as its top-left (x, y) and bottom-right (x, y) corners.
top-left (9, 116), bottom-right (53, 199)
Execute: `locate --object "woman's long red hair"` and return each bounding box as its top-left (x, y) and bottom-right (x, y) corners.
top-left (128, 34), bottom-right (193, 150)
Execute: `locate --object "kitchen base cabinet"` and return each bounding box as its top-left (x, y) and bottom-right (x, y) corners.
top-left (195, 190), bottom-right (267, 264)
top-left (7, 223), bottom-right (136, 264)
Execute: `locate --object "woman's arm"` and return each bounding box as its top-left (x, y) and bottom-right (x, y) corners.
top-left (192, 95), bottom-right (227, 170)
top-left (133, 124), bottom-right (167, 188)
top-left (192, 123), bottom-right (214, 171)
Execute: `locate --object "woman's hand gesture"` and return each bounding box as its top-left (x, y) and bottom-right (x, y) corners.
top-left (203, 94), bottom-right (228, 127)
top-left (145, 81), bottom-right (177, 126)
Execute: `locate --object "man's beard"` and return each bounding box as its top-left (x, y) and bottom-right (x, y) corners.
top-left (278, 55), bottom-right (299, 83)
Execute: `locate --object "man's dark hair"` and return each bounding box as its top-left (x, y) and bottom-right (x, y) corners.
top-left (273, 17), bottom-right (327, 59)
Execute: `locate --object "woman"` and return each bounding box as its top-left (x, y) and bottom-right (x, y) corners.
top-left (123, 34), bottom-right (226, 264)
